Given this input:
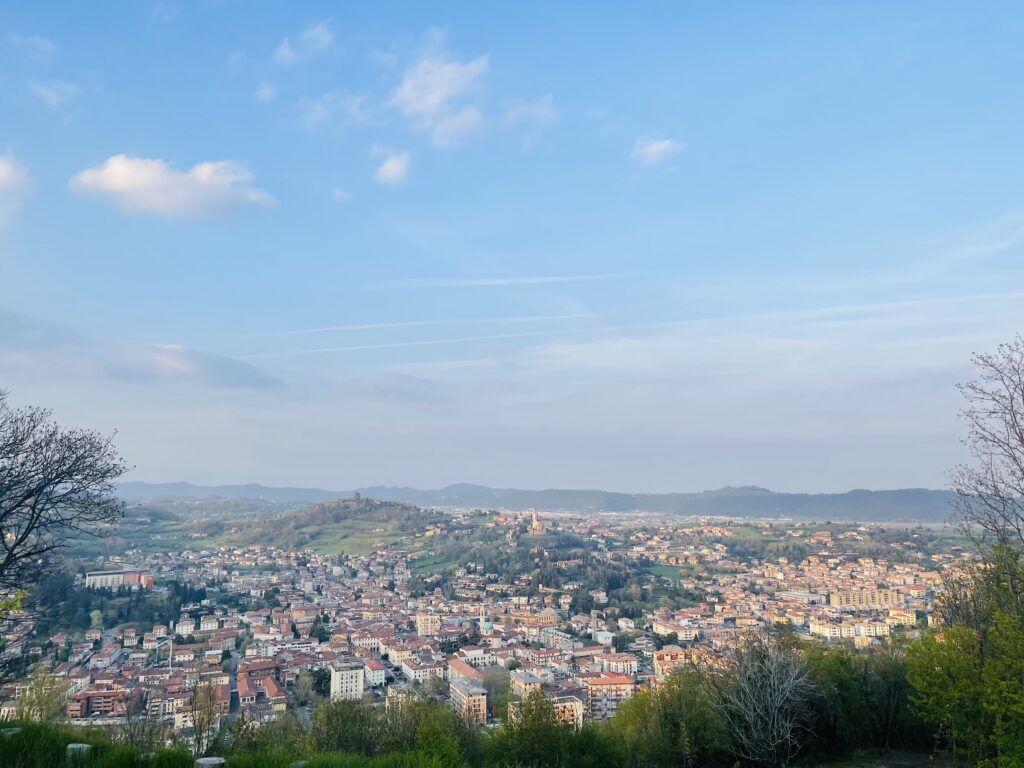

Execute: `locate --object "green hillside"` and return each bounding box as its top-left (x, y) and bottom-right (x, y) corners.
top-left (198, 496), bottom-right (444, 554)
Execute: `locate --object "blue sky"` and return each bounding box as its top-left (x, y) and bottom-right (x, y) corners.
top-left (1, 2), bottom-right (1023, 493)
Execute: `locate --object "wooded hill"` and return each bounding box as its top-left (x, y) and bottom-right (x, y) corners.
top-left (120, 482), bottom-right (955, 522)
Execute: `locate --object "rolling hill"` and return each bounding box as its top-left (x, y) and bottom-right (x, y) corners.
top-left (196, 496), bottom-right (444, 555)
top-left (119, 481), bottom-right (956, 522)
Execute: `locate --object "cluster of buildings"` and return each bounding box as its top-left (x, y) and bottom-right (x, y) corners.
top-left (0, 510), bottom-right (962, 739)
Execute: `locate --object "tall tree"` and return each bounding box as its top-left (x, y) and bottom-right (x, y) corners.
top-left (950, 336), bottom-right (1024, 596)
top-left (939, 337), bottom-right (1024, 633)
top-left (613, 666), bottom-right (728, 768)
top-left (0, 391), bottom-right (127, 593)
top-left (711, 633), bottom-right (814, 768)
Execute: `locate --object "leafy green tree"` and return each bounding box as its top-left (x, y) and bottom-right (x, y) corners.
top-left (311, 667), bottom-right (331, 698)
top-left (571, 723), bottom-right (630, 768)
top-left (309, 699), bottom-right (384, 756)
top-left (293, 672), bottom-right (316, 707)
top-left (804, 644), bottom-right (871, 754)
top-left (906, 625), bottom-right (989, 763)
top-left (415, 706), bottom-right (464, 768)
top-left (492, 689), bottom-right (572, 767)
top-left (863, 641), bottom-right (921, 751)
top-left (982, 613), bottom-right (1024, 765)
top-left (613, 667), bottom-right (728, 768)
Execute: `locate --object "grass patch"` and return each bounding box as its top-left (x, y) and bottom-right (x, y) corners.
top-left (644, 564), bottom-right (683, 582)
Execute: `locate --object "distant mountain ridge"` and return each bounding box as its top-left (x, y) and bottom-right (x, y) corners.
top-left (117, 481), bottom-right (956, 522)
top-left (117, 481), bottom-right (342, 503)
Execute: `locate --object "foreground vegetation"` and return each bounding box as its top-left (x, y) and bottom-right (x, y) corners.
top-left (0, 636), bottom-right (954, 768)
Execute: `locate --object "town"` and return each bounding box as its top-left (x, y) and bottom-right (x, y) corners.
top-left (0, 500), bottom-right (960, 743)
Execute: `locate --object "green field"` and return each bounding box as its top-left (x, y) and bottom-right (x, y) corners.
top-left (410, 553), bottom-right (461, 574)
top-left (644, 564), bottom-right (682, 582)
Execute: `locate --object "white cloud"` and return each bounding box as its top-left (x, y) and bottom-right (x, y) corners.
top-left (255, 81), bottom-right (277, 103)
top-left (631, 137), bottom-right (684, 166)
top-left (69, 155), bottom-right (276, 218)
top-left (273, 38), bottom-right (296, 64)
top-left (393, 53), bottom-right (488, 118)
top-left (431, 106), bottom-right (483, 147)
top-left (504, 94), bottom-right (558, 124)
top-left (0, 154), bottom-right (32, 224)
top-left (300, 22), bottom-right (333, 52)
top-left (0, 155), bottom-right (30, 193)
top-left (29, 79), bottom-right (80, 110)
top-left (297, 91), bottom-right (368, 131)
top-left (7, 33), bottom-right (58, 58)
top-left (373, 149), bottom-right (410, 186)
top-left (332, 187), bottom-right (351, 202)
top-left (274, 20), bottom-right (333, 64)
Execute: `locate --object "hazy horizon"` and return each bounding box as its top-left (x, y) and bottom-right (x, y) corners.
top-left (117, 478), bottom-right (952, 496)
top-left (3, 3), bottom-right (1023, 493)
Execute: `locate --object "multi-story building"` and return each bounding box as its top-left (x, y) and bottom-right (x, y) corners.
top-left (510, 669), bottom-right (543, 698)
top-left (600, 653), bottom-right (638, 676)
top-left (84, 570), bottom-right (153, 590)
top-left (583, 673), bottom-right (635, 719)
top-left (653, 645), bottom-right (688, 677)
top-left (551, 695), bottom-right (586, 730)
top-left (509, 693), bottom-right (585, 730)
top-left (448, 658), bottom-right (483, 684)
top-left (415, 613), bottom-right (442, 637)
top-left (364, 659), bottom-right (386, 687)
top-left (330, 658), bottom-right (365, 700)
top-left (66, 689), bottom-right (127, 718)
top-left (450, 677), bottom-right (488, 725)
top-left (401, 657), bottom-right (445, 684)
top-left (829, 588), bottom-right (900, 610)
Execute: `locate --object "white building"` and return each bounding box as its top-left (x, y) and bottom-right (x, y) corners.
top-left (364, 659), bottom-right (386, 687)
top-left (330, 659), bottom-right (365, 700)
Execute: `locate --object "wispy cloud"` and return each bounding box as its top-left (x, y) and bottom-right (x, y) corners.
top-left (269, 313), bottom-right (591, 336)
top-left (6, 33), bottom-right (58, 58)
top-left (0, 154), bottom-right (31, 194)
top-left (504, 94), bottom-right (558, 124)
top-left (0, 309), bottom-right (279, 389)
top-left (297, 91), bottom-right (369, 131)
top-left (388, 272), bottom-right (657, 288)
top-left (29, 79), bottom-right (80, 110)
top-left (0, 154), bottom-right (32, 224)
top-left (69, 155), bottom-right (276, 218)
top-left (392, 41), bottom-right (489, 147)
top-left (431, 107), bottom-right (484, 148)
top-left (255, 81), bottom-right (277, 103)
top-left (274, 20), bottom-right (333, 64)
top-left (150, 2), bottom-right (179, 22)
top-left (373, 147), bottom-right (410, 185)
top-left (243, 329), bottom-right (577, 359)
top-left (631, 136), bottom-right (683, 166)
top-left (393, 52), bottom-right (488, 118)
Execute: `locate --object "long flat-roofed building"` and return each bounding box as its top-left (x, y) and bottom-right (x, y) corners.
top-left (829, 588), bottom-right (900, 610)
top-left (85, 569), bottom-right (153, 590)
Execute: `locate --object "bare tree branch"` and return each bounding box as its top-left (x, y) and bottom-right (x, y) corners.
top-left (0, 390), bottom-right (128, 594)
top-left (707, 632), bottom-right (815, 768)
